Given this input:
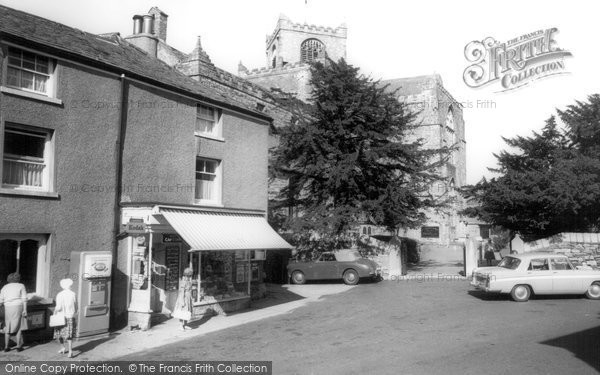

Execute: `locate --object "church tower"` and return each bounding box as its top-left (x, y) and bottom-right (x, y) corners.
top-left (239, 14), bottom-right (347, 101)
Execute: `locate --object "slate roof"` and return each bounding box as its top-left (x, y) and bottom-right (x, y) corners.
top-left (0, 5), bottom-right (271, 121)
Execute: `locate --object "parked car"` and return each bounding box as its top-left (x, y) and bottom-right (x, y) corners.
top-left (287, 249), bottom-right (381, 285)
top-left (470, 252), bottom-right (600, 302)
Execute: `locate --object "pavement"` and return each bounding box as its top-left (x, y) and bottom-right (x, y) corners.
top-left (4, 284), bottom-right (355, 361)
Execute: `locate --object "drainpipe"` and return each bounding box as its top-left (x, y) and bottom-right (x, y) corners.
top-left (111, 74), bottom-right (129, 328)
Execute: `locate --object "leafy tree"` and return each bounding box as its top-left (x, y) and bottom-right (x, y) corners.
top-left (270, 58), bottom-right (450, 252)
top-left (462, 94), bottom-right (600, 241)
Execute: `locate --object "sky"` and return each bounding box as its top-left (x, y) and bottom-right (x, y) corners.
top-left (2, 0), bottom-right (598, 184)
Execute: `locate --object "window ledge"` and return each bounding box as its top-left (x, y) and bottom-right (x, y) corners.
top-left (0, 188), bottom-right (59, 199)
top-left (194, 133), bottom-right (225, 142)
top-left (0, 86), bottom-right (63, 106)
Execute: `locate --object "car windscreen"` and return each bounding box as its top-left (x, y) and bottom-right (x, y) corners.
top-left (335, 251), bottom-right (362, 262)
top-left (497, 256), bottom-right (521, 270)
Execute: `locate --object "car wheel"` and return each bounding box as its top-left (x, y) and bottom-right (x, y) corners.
top-left (291, 271), bottom-right (306, 285)
top-left (343, 269), bottom-right (359, 285)
top-left (585, 282), bottom-right (600, 300)
top-left (510, 284), bottom-right (531, 302)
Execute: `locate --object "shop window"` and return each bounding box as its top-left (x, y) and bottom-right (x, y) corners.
top-left (300, 39), bottom-right (325, 63)
top-left (421, 226), bottom-right (440, 238)
top-left (196, 104), bottom-right (222, 138)
top-left (195, 158), bottom-right (221, 205)
top-left (0, 235), bottom-right (47, 295)
top-left (2, 124), bottom-right (54, 192)
top-left (5, 47), bottom-right (56, 96)
top-left (198, 251), bottom-right (249, 301)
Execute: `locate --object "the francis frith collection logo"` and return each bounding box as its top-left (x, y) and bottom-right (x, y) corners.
top-left (463, 28), bottom-right (572, 92)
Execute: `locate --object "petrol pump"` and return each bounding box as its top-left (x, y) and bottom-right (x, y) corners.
top-left (69, 251), bottom-right (112, 338)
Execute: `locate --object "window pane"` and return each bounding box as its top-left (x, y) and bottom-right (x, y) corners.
top-left (21, 71), bottom-right (34, 90)
top-left (34, 74), bottom-right (48, 92)
top-left (204, 160), bottom-right (216, 174)
top-left (22, 51), bottom-right (36, 70)
top-left (7, 48), bottom-right (21, 66)
top-left (196, 159), bottom-right (205, 173)
top-left (36, 56), bottom-right (49, 74)
top-left (195, 176), bottom-right (215, 200)
top-left (197, 118), bottom-right (214, 134)
top-left (19, 239), bottom-right (39, 293)
top-left (0, 240), bottom-right (18, 291)
top-left (6, 67), bottom-right (20, 87)
top-left (4, 130), bottom-right (45, 159)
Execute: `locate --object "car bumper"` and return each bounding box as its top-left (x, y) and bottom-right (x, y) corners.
top-left (370, 269), bottom-right (382, 278)
top-left (470, 280), bottom-right (501, 293)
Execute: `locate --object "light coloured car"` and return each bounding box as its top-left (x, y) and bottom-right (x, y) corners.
top-left (287, 249), bottom-right (382, 285)
top-left (470, 252), bottom-right (600, 302)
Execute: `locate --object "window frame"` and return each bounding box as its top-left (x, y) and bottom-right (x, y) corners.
top-left (195, 104), bottom-right (223, 140)
top-left (0, 234), bottom-right (50, 298)
top-left (300, 38), bottom-right (325, 63)
top-left (527, 258), bottom-right (549, 271)
top-left (194, 157), bottom-right (222, 205)
top-left (2, 46), bottom-right (57, 98)
top-left (1, 123), bottom-right (55, 193)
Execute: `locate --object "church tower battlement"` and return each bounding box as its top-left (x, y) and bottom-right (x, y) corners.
top-left (239, 14), bottom-right (347, 101)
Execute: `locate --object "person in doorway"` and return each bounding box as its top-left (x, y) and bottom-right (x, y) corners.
top-left (173, 267), bottom-right (193, 331)
top-left (54, 278), bottom-right (77, 358)
top-left (484, 240), bottom-right (495, 266)
top-left (0, 273), bottom-right (27, 352)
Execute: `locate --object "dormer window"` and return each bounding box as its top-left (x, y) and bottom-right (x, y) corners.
top-left (300, 39), bottom-right (325, 63)
top-left (6, 47), bottom-right (55, 96)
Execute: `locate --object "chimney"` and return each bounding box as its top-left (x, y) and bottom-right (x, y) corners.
top-left (148, 7), bottom-right (168, 42)
top-left (125, 13), bottom-right (158, 57)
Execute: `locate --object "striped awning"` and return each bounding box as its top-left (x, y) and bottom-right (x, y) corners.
top-left (159, 207), bottom-right (292, 252)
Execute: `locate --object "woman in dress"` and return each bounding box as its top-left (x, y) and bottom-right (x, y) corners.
top-left (173, 267), bottom-right (193, 331)
top-left (54, 278), bottom-right (77, 358)
top-left (0, 273), bottom-right (28, 352)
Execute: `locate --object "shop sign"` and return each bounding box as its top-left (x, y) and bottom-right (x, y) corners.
top-left (125, 218), bottom-right (146, 234)
top-left (163, 234), bottom-right (182, 243)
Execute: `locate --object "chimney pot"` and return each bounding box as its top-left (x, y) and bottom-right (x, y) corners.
top-left (142, 14), bottom-right (154, 35)
top-left (132, 15), bottom-right (143, 34)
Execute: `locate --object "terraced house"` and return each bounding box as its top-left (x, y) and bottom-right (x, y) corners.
top-left (0, 5), bottom-right (291, 338)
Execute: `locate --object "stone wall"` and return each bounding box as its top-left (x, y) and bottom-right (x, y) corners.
top-left (521, 233), bottom-right (600, 269)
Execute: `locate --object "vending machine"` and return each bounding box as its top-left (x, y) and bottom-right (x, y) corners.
top-left (69, 251), bottom-right (112, 338)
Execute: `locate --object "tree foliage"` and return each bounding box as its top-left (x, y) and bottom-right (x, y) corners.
top-left (270, 59), bottom-right (450, 250)
top-left (462, 94), bottom-right (600, 241)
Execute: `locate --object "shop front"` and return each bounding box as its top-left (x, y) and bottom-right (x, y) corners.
top-left (120, 205), bottom-right (292, 330)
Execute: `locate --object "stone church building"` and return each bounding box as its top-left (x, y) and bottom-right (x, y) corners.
top-left (239, 15), bottom-right (468, 246)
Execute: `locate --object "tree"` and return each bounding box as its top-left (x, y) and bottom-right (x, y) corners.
top-left (270, 58), bottom-right (450, 252)
top-left (462, 94), bottom-right (600, 241)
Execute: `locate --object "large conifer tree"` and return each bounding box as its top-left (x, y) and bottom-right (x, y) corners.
top-left (271, 59), bottom-right (449, 250)
top-left (462, 94), bottom-right (600, 240)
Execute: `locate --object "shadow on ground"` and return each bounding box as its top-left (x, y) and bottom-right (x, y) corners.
top-left (233, 283), bottom-right (307, 313)
top-left (541, 325), bottom-right (600, 372)
top-left (468, 290), bottom-right (586, 302)
top-left (74, 333), bottom-right (119, 358)
top-left (407, 260), bottom-right (464, 272)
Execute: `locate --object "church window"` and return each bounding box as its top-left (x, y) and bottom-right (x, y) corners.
top-left (300, 39), bottom-right (325, 63)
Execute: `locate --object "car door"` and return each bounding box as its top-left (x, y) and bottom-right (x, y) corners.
top-left (312, 253), bottom-right (338, 280)
top-left (525, 258), bottom-right (553, 294)
top-left (550, 257), bottom-right (582, 293)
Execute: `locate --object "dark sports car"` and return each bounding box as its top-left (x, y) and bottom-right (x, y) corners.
top-left (287, 249), bottom-right (382, 285)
